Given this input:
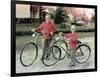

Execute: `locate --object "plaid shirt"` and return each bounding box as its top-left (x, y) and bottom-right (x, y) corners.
top-left (35, 21), bottom-right (56, 39)
top-left (63, 33), bottom-right (79, 49)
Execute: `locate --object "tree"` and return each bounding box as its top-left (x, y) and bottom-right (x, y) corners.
top-left (40, 11), bottom-right (47, 23)
top-left (54, 7), bottom-right (69, 24)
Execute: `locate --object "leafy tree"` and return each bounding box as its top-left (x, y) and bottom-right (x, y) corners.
top-left (40, 11), bottom-right (47, 23)
top-left (54, 7), bottom-right (69, 24)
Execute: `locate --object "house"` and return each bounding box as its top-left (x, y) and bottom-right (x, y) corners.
top-left (16, 4), bottom-right (42, 23)
top-left (16, 4), bottom-right (95, 24)
top-left (64, 7), bottom-right (95, 22)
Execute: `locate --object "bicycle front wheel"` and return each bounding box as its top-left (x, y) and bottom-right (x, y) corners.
top-left (42, 45), bottom-right (61, 66)
top-left (54, 39), bottom-right (68, 60)
top-left (75, 44), bottom-right (91, 64)
top-left (20, 43), bottom-right (38, 67)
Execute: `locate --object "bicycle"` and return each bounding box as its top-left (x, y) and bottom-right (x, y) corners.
top-left (53, 33), bottom-right (91, 64)
top-left (20, 31), bottom-right (61, 67)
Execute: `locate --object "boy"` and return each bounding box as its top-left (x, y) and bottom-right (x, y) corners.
top-left (59, 25), bottom-right (79, 66)
top-left (34, 14), bottom-right (56, 59)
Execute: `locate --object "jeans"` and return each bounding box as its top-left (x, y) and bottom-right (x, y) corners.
top-left (69, 48), bottom-right (76, 65)
top-left (42, 38), bottom-right (52, 59)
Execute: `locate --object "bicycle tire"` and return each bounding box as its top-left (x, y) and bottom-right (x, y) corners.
top-left (20, 43), bottom-right (38, 67)
top-left (54, 39), bottom-right (68, 60)
top-left (75, 44), bottom-right (91, 64)
top-left (42, 45), bottom-right (61, 66)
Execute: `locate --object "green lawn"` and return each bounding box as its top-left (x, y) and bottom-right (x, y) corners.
top-left (16, 22), bottom-right (40, 32)
top-left (16, 22), bottom-right (95, 33)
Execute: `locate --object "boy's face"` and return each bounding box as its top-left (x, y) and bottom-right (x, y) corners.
top-left (71, 26), bottom-right (76, 33)
top-left (45, 15), bottom-right (50, 21)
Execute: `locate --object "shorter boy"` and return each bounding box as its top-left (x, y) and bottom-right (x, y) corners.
top-left (59, 25), bottom-right (79, 67)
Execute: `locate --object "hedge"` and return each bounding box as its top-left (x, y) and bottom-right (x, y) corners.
top-left (16, 29), bottom-right (95, 36)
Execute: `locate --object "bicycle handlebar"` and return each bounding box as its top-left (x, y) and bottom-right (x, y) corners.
top-left (33, 31), bottom-right (42, 35)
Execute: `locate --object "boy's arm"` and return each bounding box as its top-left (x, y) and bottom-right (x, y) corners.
top-left (51, 23), bottom-right (56, 32)
top-left (59, 32), bottom-right (68, 37)
top-left (59, 32), bottom-right (66, 40)
top-left (63, 34), bottom-right (70, 38)
top-left (50, 23), bottom-right (56, 36)
top-left (35, 23), bottom-right (44, 32)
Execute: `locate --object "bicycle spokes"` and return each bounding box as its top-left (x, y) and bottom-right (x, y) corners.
top-left (20, 43), bottom-right (38, 67)
top-left (42, 46), bottom-right (61, 66)
top-left (75, 45), bottom-right (91, 64)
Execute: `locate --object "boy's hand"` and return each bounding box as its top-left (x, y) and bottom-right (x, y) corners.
top-left (59, 32), bottom-right (63, 36)
top-left (32, 29), bottom-right (35, 32)
top-left (41, 30), bottom-right (45, 34)
top-left (59, 32), bottom-right (63, 40)
top-left (50, 32), bottom-right (53, 36)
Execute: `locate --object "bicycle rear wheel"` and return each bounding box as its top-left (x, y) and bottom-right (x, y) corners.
top-left (75, 44), bottom-right (91, 64)
top-left (20, 43), bottom-right (38, 67)
top-left (42, 45), bottom-right (61, 66)
top-left (54, 39), bottom-right (68, 60)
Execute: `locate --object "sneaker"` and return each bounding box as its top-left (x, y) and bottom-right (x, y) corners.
top-left (69, 62), bottom-right (76, 67)
top-left (41, 56), bottom-right (46, 60)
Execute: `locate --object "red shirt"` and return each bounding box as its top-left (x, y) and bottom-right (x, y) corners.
top-left (35, 21), bottom-right (56, 39)
top-left (63, 33), bottom-right (79, 49)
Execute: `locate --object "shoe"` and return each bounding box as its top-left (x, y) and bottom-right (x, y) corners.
top-left (41, 56), bottom-right (46, 60)
top-left (69, 62), bottom-right (76, 67)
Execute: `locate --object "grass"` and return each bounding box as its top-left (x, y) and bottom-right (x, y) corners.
top-left (16, 22), bottom-right (40, 32)
top-left (16, 22), bottom-right (95, 33)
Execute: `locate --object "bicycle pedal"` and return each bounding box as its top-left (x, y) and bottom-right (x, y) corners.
top-left (46, 57), bottom-right (50, 60)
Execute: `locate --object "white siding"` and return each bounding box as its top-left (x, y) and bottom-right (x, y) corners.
top-left (16, 4), bottom-right (30, 18)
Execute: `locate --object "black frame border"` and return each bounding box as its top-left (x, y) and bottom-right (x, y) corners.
top-left (11, 0), bottom-right (97, 76)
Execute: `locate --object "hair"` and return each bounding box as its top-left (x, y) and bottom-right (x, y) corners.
top-left (45, 13), bottom-right (50, 17)
top-left (71, 25), bottom-right (76, 30)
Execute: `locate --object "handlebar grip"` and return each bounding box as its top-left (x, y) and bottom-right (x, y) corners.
top-left (33, 31), bottom-right (42, 36)
top-left (77, 40), bottom-right (81, 43)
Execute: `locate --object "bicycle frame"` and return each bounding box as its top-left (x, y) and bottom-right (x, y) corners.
top-left (31, 32), bottom-right (56, 58)
top-left (58, 34), bottom-right (70, 54)
top-left (31, 32), bottom-right (41, 44)
top-left (57, 34), bottom-right (90, 58)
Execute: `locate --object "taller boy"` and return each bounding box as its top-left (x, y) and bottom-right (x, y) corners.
top-left (35, 14), bottom-right (56, 59)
